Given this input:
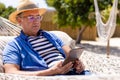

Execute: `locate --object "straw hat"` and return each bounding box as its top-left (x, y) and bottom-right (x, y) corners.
top-left (9, 0), bottom-right (47, 23)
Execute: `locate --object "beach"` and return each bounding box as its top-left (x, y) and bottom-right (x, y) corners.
top-left (80, 38), bottom-right (120, 75)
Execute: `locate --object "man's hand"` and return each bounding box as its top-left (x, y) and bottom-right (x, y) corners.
top-left (49, 61), bottom-right (73, 75)
top-left (73, 59), bottom-right (85, 73)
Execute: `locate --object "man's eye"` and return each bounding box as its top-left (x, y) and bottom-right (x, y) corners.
top-left (28, 16), bottom-right (34, 19)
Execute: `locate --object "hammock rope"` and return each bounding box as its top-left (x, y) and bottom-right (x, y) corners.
top-left (94, 0), bottom-right (118, 42)
top-left (0, 17), bottom-right (21, 36)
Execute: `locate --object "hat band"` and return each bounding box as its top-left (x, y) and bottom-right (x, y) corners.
top-left (18, 4), bottom-right (38, 11)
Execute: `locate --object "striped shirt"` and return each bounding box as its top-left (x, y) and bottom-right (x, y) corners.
top-left (28, 34), bottom-right (64, 67)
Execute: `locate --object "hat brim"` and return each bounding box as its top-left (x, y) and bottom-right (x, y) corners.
top-left (9, 8), bottom-right (46, 24)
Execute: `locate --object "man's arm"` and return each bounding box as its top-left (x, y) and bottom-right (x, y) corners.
top-left (3, 64), bottom-right (54, 76)
top-left (62, 45), bottom-right (71, 57)
top-left (3, 61), bottom-right (73, 76)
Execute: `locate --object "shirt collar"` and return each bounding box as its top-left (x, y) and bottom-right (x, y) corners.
top-left (19, 30), bottom-right (43, 41)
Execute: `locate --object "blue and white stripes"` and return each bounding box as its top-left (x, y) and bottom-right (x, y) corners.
top-left (28, 35), bottom-right (64, 67)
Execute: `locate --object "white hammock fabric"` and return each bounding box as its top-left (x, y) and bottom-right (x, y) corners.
top-left (94, 0), bottom-right (118, 42)
top-left (0, 17), bottom-right (21, 36)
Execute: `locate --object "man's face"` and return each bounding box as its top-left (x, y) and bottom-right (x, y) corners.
top-left (18, 10), bottom-right (42, 36)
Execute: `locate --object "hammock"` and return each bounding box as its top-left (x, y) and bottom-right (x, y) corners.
top-left (94, 0), bottom-right (118, 42)
top-left (0, 17), bottom-right (21, 36)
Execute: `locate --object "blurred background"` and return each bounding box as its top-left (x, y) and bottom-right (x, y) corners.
top-left (0, 0), bottom-right (120, 44)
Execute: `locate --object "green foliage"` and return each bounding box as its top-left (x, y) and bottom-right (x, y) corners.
top-left (46, 0), bottom-right (120, 27)
top-left (117, 0), bottom-right (120, 25)
top-left (46, 0), bottom-right (54, 6)
top-left (0, 2), bottom-right (6, 14)
top-left (98, 0), bottom-right (120, 25)
top-left (1, 6), bottom-right (16, 19)
top-left (46, 0), bottom-right (98, 28)
top-left (0, 2), bottom-right (16, 19)
top-left (119, 0), bottom-right (120, 9)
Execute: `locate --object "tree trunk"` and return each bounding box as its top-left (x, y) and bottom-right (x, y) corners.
top-left (75, 26), bottom-right (87, 44)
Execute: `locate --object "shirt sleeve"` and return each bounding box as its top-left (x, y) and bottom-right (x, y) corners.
top-left (3, 40), bottom-right (21, 66)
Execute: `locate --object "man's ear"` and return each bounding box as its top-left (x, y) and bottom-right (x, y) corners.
top-left (16, 17), bottom-right (22, 23)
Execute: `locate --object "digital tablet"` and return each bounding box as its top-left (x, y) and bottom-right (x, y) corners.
top-left (62, 48), bottom-right (84, 66)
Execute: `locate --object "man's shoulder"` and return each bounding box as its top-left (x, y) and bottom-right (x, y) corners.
top-left (41, 30), bottom-right (57, 38)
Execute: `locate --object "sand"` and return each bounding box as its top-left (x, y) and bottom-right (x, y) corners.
top-left (80, 38), bottom-right (120, 75)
